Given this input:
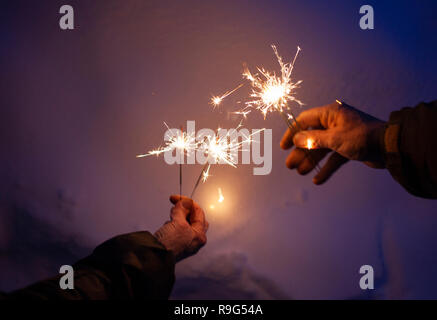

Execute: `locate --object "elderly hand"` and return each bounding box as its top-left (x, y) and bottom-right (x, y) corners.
top-left (280, 101), bottom-right (386, 185)
top-left (154, 195), bottom-right (208, 262)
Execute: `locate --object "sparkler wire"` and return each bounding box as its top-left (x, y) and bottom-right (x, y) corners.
top-left (190, 162), bottom-right (210, 198)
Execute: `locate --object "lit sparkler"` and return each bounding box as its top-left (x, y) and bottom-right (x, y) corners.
top-left (137, 122), bottom-right (199, 197)
top-left (190, 125), bottom-right (264, 198)
top-left (136, 122), bottom-right (198, 158)
top-left (237, 45), bottom-right (320, 172)
top-left (239, 45), bottom-right (303, 118)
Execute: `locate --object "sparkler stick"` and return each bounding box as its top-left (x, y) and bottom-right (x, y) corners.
top-left (190, 162), bottom-right (209, 198)
top-left (137, 122), bottom-right (198, 198)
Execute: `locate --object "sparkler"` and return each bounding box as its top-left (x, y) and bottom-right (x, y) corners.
top-left (136, 122), bottom-right (198, 159)
top-left (137, 122), bottom-right (199, 197)
top-left (241, 45), bottom-right (303, 118)
top-left (237, 45), bottom-right (320, 172)
top-left (190, 125), bottom-right (264, 198)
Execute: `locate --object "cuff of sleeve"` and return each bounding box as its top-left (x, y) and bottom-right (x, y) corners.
top-left (383, 112), bottom-right (405, 185)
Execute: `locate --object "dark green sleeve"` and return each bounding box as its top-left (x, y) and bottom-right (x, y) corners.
top-left (383, 100), bottom-right (437, 199)
top-left (5, 231), bottom-right (175, 300)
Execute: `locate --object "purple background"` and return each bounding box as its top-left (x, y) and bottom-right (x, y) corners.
top-left (0, 0), bottom-right (436, 299)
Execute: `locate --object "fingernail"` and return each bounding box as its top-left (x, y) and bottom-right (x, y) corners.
top-left (181, 198), bottom-right (192, 210)
top-left (293, 132), bottom-right (306, 147)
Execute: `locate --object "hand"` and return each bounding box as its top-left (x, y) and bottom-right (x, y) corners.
top-left (280, 101), bottom-right (386, 185)
top-left (154, 195), bottom-right (208, 262)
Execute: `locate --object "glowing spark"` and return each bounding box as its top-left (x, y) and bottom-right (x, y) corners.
top-left (202, 165), bottom-right (211, 182)
top-left (306, 138), bottom-right (314, 150)
top-left (218, 187), bottom-right (224, 203)
top-left (336, 99), bottom-right (342, 105)
top-left (241, 45), bottom-right (303, 119)
top-left (210, 83), bottom-right (244, 108)
top-left (136, 122), bottom-right (198, 158)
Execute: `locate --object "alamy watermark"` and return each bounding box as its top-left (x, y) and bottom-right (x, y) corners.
top-left (161, 121), bottom-right (272, 175)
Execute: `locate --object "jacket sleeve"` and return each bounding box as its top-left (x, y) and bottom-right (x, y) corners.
top-left (383, 100), bottom-right (437, 199)
top-left (4, 231), bottom-right (175, 300)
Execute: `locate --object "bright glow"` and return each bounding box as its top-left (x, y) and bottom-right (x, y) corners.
top-left (306, 138), bottom-right (314, 150)
top-left (196, 124), bottom-right (265, 184)
top-left (238, 45), bottom-right (303, 119)
top-left (136, 122), bottom-right (198, 158)
top-left (218, 187), bottom-right (224, 203)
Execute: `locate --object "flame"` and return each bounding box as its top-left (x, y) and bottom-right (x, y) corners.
top-left (306, 138), bottom-right (314, 149)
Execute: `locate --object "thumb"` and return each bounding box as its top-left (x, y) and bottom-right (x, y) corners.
top-left (293, 130), bottom-right (334, 150)
top-left (170, 198), bottom-right (193, 221)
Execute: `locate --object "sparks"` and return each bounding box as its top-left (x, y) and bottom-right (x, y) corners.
top-left (237, 45), bottom-right (320, 173)
top-left (136, 122), bottom-right (198, 158)
top-left (210, 83), bottom-right (244, 108)
top-left (241, 45), bottom-right (303, 119)
top-left (190, 126), bottom-right (265, 197)
top-left (198, 124), bottom-right (264, 172)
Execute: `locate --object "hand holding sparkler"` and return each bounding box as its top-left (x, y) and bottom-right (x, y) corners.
top-left (281, 100), bottom-right (386, 184)
top-left (154, 195), bottom-right (208, 262)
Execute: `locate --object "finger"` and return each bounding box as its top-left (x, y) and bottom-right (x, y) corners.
top-left (296, 101), bottom-right (340, 130)
top-left (189, 202), bottom-right (207, 234)
top-left (169, 196), bottom-right (193, 221)
top-left (313, 152), bottom-right (349, 185)
top-left (280, 113), bottom-right (323, 150)
top-left (280, 126), bottom-right (299, 150)
top-left (281, 102), bottom-right (340, 150)
top-left (170, 194), bottom-right (192, 204)
top-left (296, 149), bottom-right (330, 175)
top-left (293, 130), bottom-right (336, 151)
top-left (285, 148), bottom-right (306, 169)
top-left (285, 148), bottom-right (329, 171)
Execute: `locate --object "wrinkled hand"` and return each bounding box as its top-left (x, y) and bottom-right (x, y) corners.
top-left (280, 101), bottom-right (386, 185)
top-left (154, 195), bottom-right (208, 262)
